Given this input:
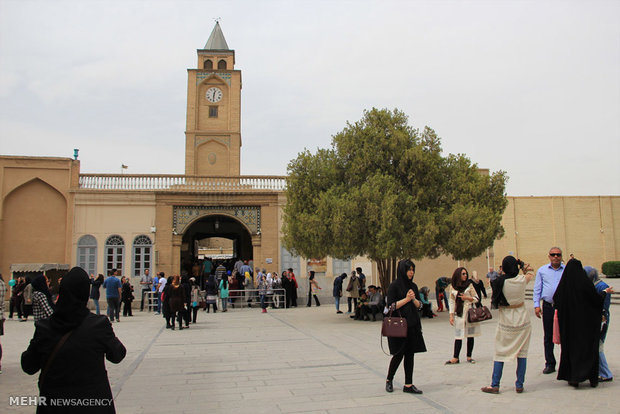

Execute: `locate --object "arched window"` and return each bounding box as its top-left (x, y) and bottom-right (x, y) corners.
top-left (217, 59), bottom-right (227, 69)
top-left (204, 59), bottom-right (213, 70)
top-left (105, 235), bottom-right (125, 276)
top-left (77, 235), bottom-right (97, 276)
top-left (132, 235), bottom-right (152, 277)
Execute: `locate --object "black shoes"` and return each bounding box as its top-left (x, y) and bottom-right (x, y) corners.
top-left (403, 385), bottom-right (423, 394)
top-left (542, 366), bottom-right (556, 374)
top-left (385, 380), bottom-right (393, 393)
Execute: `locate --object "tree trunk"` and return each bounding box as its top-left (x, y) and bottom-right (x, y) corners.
top-left (376, 257), bottom-right (398, 295)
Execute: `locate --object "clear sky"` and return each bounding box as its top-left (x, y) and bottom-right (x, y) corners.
top-left (1, 0), bottom-right (618, 196)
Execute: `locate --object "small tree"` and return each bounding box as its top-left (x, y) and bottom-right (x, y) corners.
top-left (282, 108), bottom-right (507, 292)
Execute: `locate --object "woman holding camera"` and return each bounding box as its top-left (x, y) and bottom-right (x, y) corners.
top-left (446, 267), bottom-right (480, 365)
top-left (481, 256), bottom-right (534, 394)
top-left (385, 259), bottom-right (426, 395)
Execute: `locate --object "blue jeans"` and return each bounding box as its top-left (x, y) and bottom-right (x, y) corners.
top-left (334, 296), bottom-right (341, 311)
top-left (260, 294), bottom-right (266, 309)
top-left (491, 358), bottom-right (527, 389)
top-left (92, 298), bottom-right (100, 315)
top-left (600, 351), bottom-right (613, 379)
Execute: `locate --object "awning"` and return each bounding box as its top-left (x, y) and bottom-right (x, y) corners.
top-left (10, 263), bottom-right (70, 272)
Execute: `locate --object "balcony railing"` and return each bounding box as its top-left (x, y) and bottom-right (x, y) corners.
top-left (78, 174), bottom-right (287, 192)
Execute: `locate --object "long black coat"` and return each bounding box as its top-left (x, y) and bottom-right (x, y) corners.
top-left (21, 313), bottom-right (126, 413)
top-left (553, 259), bottom-right (603, 383)
top-left (386, 278), bottom-right (427, 355)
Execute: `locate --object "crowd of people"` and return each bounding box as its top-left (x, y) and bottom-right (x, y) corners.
top-left (382, 250), bottom-right (615, 396)
top-left (0, 246), bottom-right (614, 409)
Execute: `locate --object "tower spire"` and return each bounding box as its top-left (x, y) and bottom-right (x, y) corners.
top-left (204, 21), bottom-right (230, 50)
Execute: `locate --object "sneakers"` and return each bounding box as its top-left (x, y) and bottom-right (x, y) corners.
top-left (262, 308), bottom-right (267, 313)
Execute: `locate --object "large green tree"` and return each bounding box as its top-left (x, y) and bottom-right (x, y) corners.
top-left (282, 108), bottom-right (507, 292)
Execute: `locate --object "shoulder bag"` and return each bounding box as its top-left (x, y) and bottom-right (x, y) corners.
top-left (381, 304), bottom-right (407, 337)
top-left (380, 304), bottom-right (408, 356)
top-left (467, 305), bottom-right (492, 323)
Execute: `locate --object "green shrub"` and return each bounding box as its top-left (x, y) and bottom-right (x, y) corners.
top-left (602, 261), bottom-right (620, 277)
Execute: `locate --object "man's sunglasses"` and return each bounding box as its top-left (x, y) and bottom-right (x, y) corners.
top-left (549, 253), bottom-right (562, 257)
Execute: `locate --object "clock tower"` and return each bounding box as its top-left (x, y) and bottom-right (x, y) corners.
top-left (185, 22), bottom-right (241, 176)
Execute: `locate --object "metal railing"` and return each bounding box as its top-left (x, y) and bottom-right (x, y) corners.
top-left (225, 288), bottom-right (287, 308)
top-left (78, 174), bottom-right (287, 192)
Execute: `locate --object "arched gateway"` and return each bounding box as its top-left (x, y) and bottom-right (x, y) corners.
top-left (179, 212), bottom-right (255, 273)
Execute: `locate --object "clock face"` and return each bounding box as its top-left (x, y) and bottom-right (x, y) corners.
top-left (205, 87), bottom-right (223, 103)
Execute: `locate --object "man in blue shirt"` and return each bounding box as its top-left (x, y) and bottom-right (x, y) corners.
top-left (533, 246), bottom-right (565, 374)
top-left (103, 270), bottom-right (122, 323)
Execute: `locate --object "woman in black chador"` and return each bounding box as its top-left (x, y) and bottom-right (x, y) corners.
top-left (21, 267), bottom-right (126, 413)
top-left (553, 258), bottom-right (603, 388)
top-left (385, 259), bottom-right (427, 395)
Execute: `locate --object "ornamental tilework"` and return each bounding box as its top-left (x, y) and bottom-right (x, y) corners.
top-left (173, 206), bottom-right (260, 234)
top-left (197, 72), bottom-right (231, 86)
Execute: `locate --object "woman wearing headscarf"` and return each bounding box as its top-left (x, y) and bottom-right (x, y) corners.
top-left (584, 266), bottom-right (614, 382)
top-left (120, 276), bottom-right (134, 317)
top-left (181, 275), bottom-right (192, 327)
top-left (385, 259), bottom-right (426, 395)
top-left (446, 267), bottom-right (480, 364)
top-left (554, 259), bottom-right (605, 388)
top-left (0, 273), bottom-right (5, 373)
top-left (345, 270), bottom-right (359, 312)
top-left (219, 272), bottom-right (230, 312)
top-left (89, 274), bottom-right (104, 315)
top-left (21, 267), bottom-right (126, 413)
top-left (162, 276), bottom-right (173, 328)
top-left (168, 275), bottom-right (186, 330)
top-left (481, 256), bottom-right (534, 394)
top-left (31, 275), bottom-right (55, 322)
top-left (307, 271), bottom-right (321, 307)
top-left (288, 268), bottom-right (299, 307)
top-left (470, 271), bottom-right (487, 308)
top-left (205, 275), bottom-right (218, 313)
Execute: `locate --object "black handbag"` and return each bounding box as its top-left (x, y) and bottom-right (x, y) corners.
top-left (381, 305), bottom-right (407, 338)
top-left (467, 305), bottom-right (492, 323)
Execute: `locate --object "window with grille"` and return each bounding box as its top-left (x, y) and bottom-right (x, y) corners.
top-left (132, 235), bottom-right (152, 277)
top-left (105, 235), bottom-right (125, 276)
top-left (332, 259), bottom-right (352, 278)
top-left (77, 235), bottom-right (97, 276)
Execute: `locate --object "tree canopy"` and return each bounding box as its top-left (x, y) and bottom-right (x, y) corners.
top-left (282, 108), bottom-right (507, 290)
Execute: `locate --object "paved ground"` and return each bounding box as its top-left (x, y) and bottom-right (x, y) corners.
top-left (1, 296), bottom-right (619, 414)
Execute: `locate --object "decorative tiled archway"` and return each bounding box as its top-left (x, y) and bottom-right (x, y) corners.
top-left (172, 205), bottom-right (260, 235)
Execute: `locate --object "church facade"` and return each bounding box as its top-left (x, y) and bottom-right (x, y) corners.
top-left (1, 23), bottom-right (618, 292)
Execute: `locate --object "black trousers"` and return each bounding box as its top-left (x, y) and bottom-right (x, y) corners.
top-left (453, 337), bottom-right (474, 359)
top-left (542, 301), bottom-right (556, 368)
top-left (347, 297), bottom-right (357, 312)
top-left (307, 292), bottom-right (320, 306)
top-left (387, 350), bottom-right (415, 384)
top-left (140, 288), bottom-right (150, 311)
top-left (122, 299), bottom-right (133, 316)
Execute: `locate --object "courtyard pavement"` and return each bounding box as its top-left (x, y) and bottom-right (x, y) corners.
top-left (1, 295), bottom-right (619, 414)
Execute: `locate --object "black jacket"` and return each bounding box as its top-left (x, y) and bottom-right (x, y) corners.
top-left (21, 313), bottom-right (126, 413)
top-left (386, 277), bottom-right (426, 355)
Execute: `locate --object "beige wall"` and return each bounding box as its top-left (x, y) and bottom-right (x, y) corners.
top-left (73, 192), bottom-right (156, 279)
top-left (1, 155), bottom-right (618, 298)
top-left (278, 195), bottom-right (620, 293)
top-left (0, 156), bottom-right (78, 279)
